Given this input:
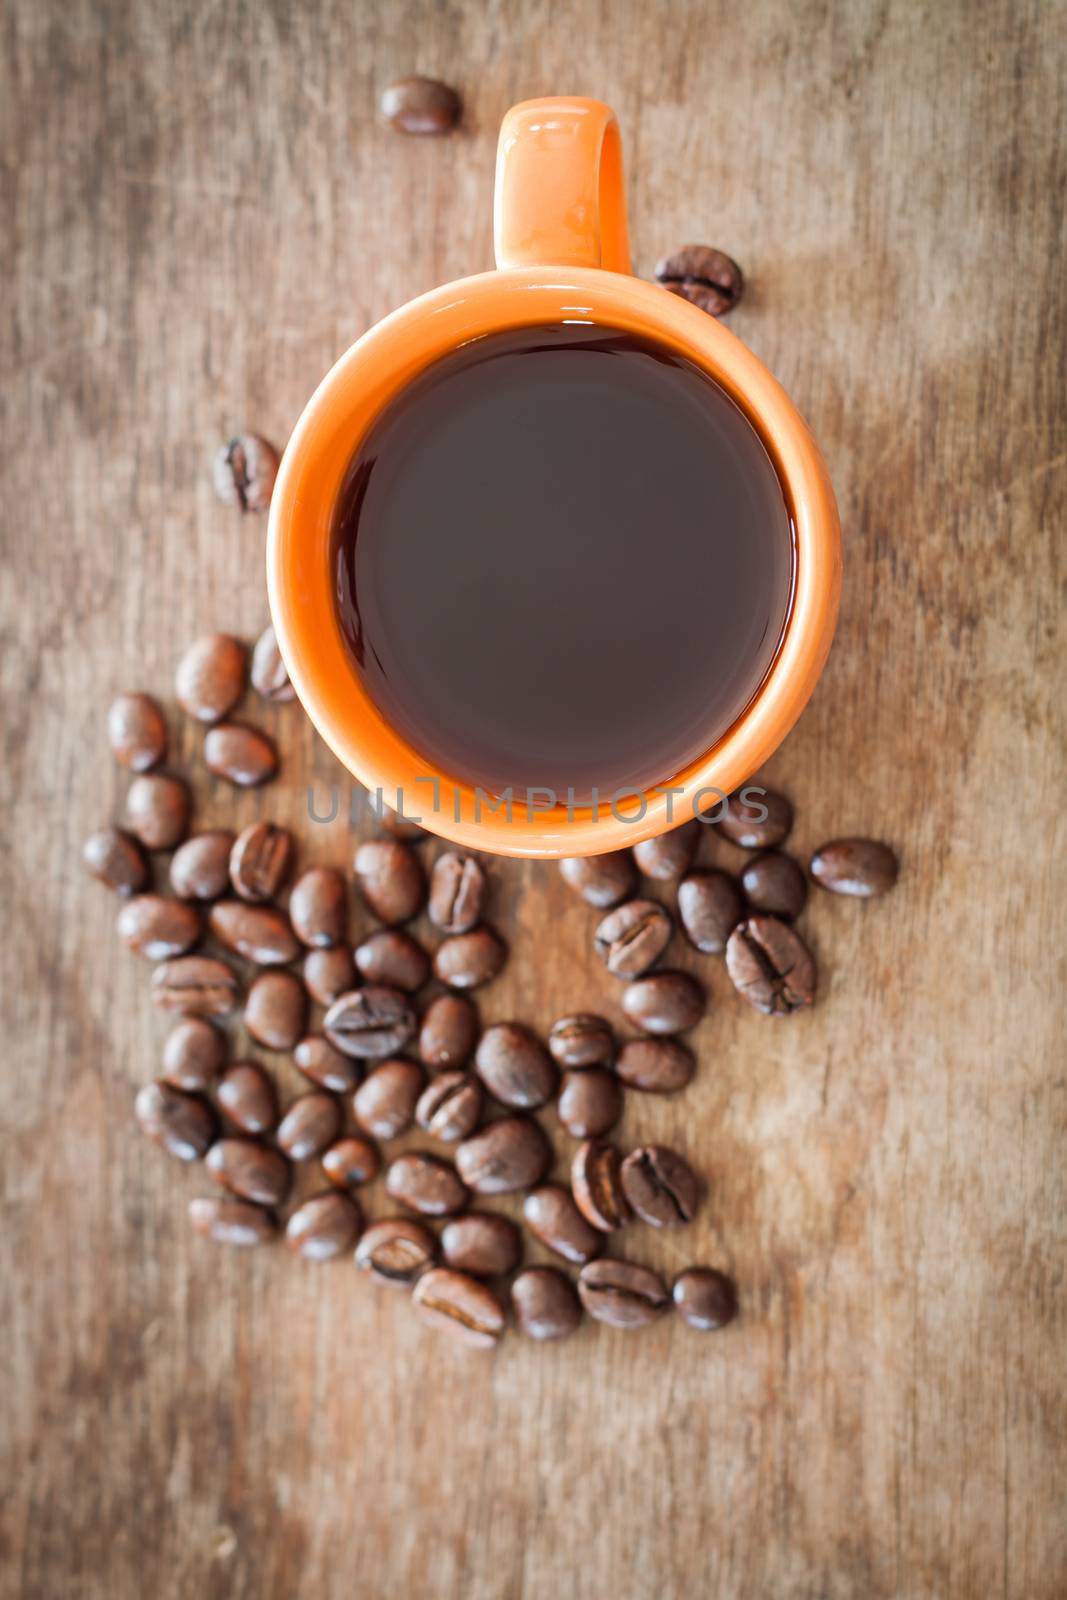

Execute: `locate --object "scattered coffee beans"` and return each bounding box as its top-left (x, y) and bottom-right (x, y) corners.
top-left (289, 866), bottom-right (346, 946)
top-left (169, 830), bottom-right (236, 900)
top-left (559, 851), bottom-right (637, 908)
top-left (293, 1034), bottom-right (361, 1094)
top-left (455, 1116), bottom-right (550, 1194)
top-left (474, 1023), bottom-right (557, 1109)
top-left (356, 1218), bottom-right (437, 1287)
top-left (216, 1061), bottom-right (277, 1134)
top-left (321, 1136), bottom-right (381, 1189)
top-left (725, 916), bottom-right (816, 1015)
top-left (571, 1140), bottom-right (630, 1232)
top-left (577, 1258), bottom-right (669, 1327)
top-left (433, 926), bottom-right (506, 989)
top-left (619, 1145), bottom-right (699, 1226)
top-left (416, 1072), bottom-right (483, 1142)
top-left (324, 986), bottom-right (417, 1059)
top-left (614, 1038), bottom-right (695, 1094)
top-left (381, 75), bottom-right (461, 135)
top-left (412, 1268), bottom-right (505, 1350)
top-left (428, 851), bottom-right (486, 933)
top-left (716, 787), bottom-right (793, 849)
top-left (162, 1017), bottom-right (226, 1092)
top-left (352, 1059), bottom-right (425, 1139)
top-left (212, 433), bottom-right (279, 513)
top-left (595, 898), bottom-right (672, 978)
top-left (229, 822), bottom-right (292, 902)
top-left (419, 993), bottom-right (479, 1069)
top-left (385, 1152), bottom-right (468, 1217)
top-left (622, 970), bottom-right (705, 1034)
top-left (672, 1267), bottom-right (738, 1330)
top-left (811, 838), bottom-right (899, 897)
top-left (125, 773), bottom-right (190, 850)
top-left (286, 1192), bottom-right (361, 1260)
top-left (276, 1092), bottom-right (341, 1162)
top-left (677, 869), bottom-right (743, 953)
top-left (189, 1195), bottom-right (277, 1246)
top-left (303, 945), bottom-right (357, 1006)
top-left (209, 900), bottom-right (300, 965)
top-left (654, 245), bottom-right (744, 317)
top-left (632, 820), bottom-right (700, 880)
top-left (83, 826), bottom-right (149, 896)
top-left (135, 1081), bottom-right (215, 1162)
top-left (523, 1185), bottom-right (603, 1265)
top-left (250, 623), bottom-right (295, 702)
top-left (107, 692), bottom-right (167, 771)
top-left (117, 894), bottom-right (201, 960)
top-left (511, 1267), bottom-right (582, 1341)
top-left (740, 850), bottom-right (807, 920)
top-left (244, 970), bottom-right (307, 1050)
top-left (206, 1138), bottom-right (292, 1206)
top-left (354, 839), bottom-right (425, 924)
top-left (152, 956), bottom-right (239, 1017)
top-left (440, 1213), bottom-right (521, 1277)
top-left (548, 1013), bottom-right (613, 1069)
top-left (204, 722), bottom-right (278, 787)
top-left (354, 928), bottom-right (430, 991)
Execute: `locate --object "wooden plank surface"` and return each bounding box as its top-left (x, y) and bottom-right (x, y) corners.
top-left (2, 0), bottom-right (1065, 1596)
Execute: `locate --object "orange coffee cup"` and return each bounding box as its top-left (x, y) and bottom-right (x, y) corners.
top-left (267, 97), bottom-right (841, 858)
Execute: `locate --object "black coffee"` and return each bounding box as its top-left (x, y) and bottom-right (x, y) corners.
top-left (332, 324), bottom-right (794, 800)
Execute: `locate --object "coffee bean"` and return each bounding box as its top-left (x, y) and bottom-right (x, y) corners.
top-left (677, 869), bottom-right (743, 953)
top-left (188, 1196), bottom-right (277, 1246)
top-left (117, 894), bottom-right (201, 960)
top-left (352, 1058), bottom-right (424, 1139)
top-left (288, 866), bottom-right (346, 947)
top-left (716, 787), bottom-right (793, 849)
top-left (169, 830), bottom-right (236, 900)
top-left (107, 692), bottom-right (167, 772)
top-left (293, 1034), bottom-right (361, 1094)
top-left (441, 1213), bottom-right (521, 1277)
top-left (175, 634), bottom-right (247, 723)
top-left (377, 803), bottom-right (425, 842)
top-left (303, 945), bottom-right (357, 1006)
top-left (324, 986), bottom-right (417, 1059)
top-left (229, 822), bottom-right (293, 903)
top-left (475, 1023), bottom-right (557, 1110)
top-left (632, 820), bottom-right (700, 881)
top-left (385, 1152), bottom-right (468, 1216)
top-left (206, 1138), bottom-right (292, 1206)
top-left (433, 926), bottom-right (506, 990)
top-left (162, 1017), bottom-right (226, 1092)
top-left (276, 1092), bottom-right (341, 1161)
top-left (622, 971), bottom-right (705, 1034)
top-left (212, 433), bottom-right (280, 513)
top-left (654, 244), bottom-right (744, 317)
top-left (614, 1037), bottom-right (695, 1094)
top-left (412, 1269), bottom-right (505, 1350)
top-left (82, 827), bottom-right (148, 895)
top-left (558, 1069), bottom-right (622, 1139)
top-left (620, 1145), bottom-right (699, 1226)
top-left (286, 1192), bottom-right (362, 1261)
top-left (416, 1071), bottom-right (483, 1142)
top-left (523, 1185), bottom-right (603, 1265)
top-left (135, 1081), bottom-right (215, 1161)
top-left (250, 622), bottom-right (295, 702)
top-left (428, 851), bottom-right (486, 934)
top-left (559, 852), bottom-right (637, 908)
top-left (204, 722), bottom-right (278, 787)
top-left (419, 993), bottom-right (479, 1069)
top-left (548, 1013), bottom-right (613, 1069)
top-left (356, 1217), bottom-right (437, 1287)
top-left (354, 928), bottom-right (430, 991)
top-left (353, 839), bottom-right (425, 924)
top-left (125, 773), bottom-right (190, 850)
top-left (595, 898), bottom-right (672, 978)
top-left (811, 838), bottom-right (900, 898)
top-left (741, 850), bottom-right (807, 920)
top-left (381, 75), bottom-right (461, 135)
top-left (511, 1267), bottom-right (582, 1341)
top-left (151, 956), bottom-right (239, 1017)
top-left (571, 1140), bottom-right (629, 1232)
top-left (209, 901), bottom-right (300, 965)
top-left (672, 1267), bottom-right (738, 1330)
top-left (321, 1136), bottom-right (380, 1189)
top-left (577, 1258), bottom-right (669, 1327)
top-left (725, 915), bottom-right (815, 1015)
top-left (245, 971), bottom-right (307, 1051)
top-left (216, 1061), bottom-right (277, 1134)
top-left (455, 1116), bottom-right (550, 1194)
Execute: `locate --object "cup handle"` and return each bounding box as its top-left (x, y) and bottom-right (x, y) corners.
top-left (494, 97), bottom-right (632, 274)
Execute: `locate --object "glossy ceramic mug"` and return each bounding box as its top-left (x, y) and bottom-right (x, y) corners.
top-left (267, 97), bottom-right (841, 858)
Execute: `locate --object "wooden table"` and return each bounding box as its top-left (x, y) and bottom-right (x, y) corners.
top-left (3, 1), bottom-right (1064, 1595)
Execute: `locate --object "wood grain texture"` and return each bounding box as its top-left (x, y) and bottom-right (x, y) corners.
top-left (2, 0), bottom-right (1065, 1596)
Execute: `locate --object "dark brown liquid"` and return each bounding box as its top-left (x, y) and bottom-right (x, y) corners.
top-left (332, 324), bottom-right (794, 800)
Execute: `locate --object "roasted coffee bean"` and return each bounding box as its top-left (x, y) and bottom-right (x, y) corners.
top-left (440, 1213), bottom-right (521, 1277)
top-left (162, 1017), bottom-right (226, 1092)
top-left (557, 1069), bottom-right (622, 1139)
top-left (654, 244), bottom-right (744, 317)
top-left (229, 822), bottom-right (293, 903)
top-left (385, 1152), bottom-right (468, 1216)
top-left (303, 945), bottom-right (357, 1006)
top-left (82, 827), bottom-right (148, 895)
top-left (433, 926), bottom-right (506, 990)
top-left (289, 866), bottom-right (346, 947)
top-left (523, 1185), bottom-right (603, 1265)
top-left (352, 1058), bottom-right (424, 1139)
top-left (206, 1138), bottom-right (292, 1206)
top-left (381, 75), bottom-right (461, 135)
top-left (107, 692), bottom-right (167, 772)
top-left (455, 1116), bottom-right (550, 1195)
top-left (189, 1196), bottom-right (277, 1246)
top-left (475, 1023), bottom-right (557, 1110)
top-left (135, 1081), bottom-right (215, 1161)
top-left (419, 993), bottom-right (479, 1069)
top-left (175, 633), bottom-right (247, 723)
top-left (286, 1191), bottom-right (361, 1260)
top-left (250, 622), bottom-right (295, 702)
top-left (152, 956), bottom-right (239, 1017)
top-left (811, 837), bottom-right (900, 898)
top-left (548, 1013), bottom-right (613, 1069)
top-left (125, 773), bottom-right (190, 850)
top-left (117, 894), bottom-right (200, 960)
top-left (216, 1061), bottom-right (277, 1134)
top-left (204, 722), bottom-right (278, 787)
top-left (595, 899), bottom-right (672, 978)
top-left (672, 1267), bottom-right (738, 1330)
top-left (293, 1034), bottom-right (361, 1094)
top-left (276, 1092), bottom-right (341, 1161)
top-left (354, 928), bottom-right (430, 991)
top-left (559, 852), bottom-right (637, 908)
top-left (428, 851), bottom-right (486, 934)
top-left (212, 433), bottom-right (279, 513)
top-left (620, 1145), bottom-right (699, 1226)
top-left (716, 787), bottom-right (793, 849)
top-left (677, 869), bottom-right (743, 953)
top-left (353, 839), bottom-right (425, 924)
top-left (169, 830), bottom-right (236, 900)
top-left (741, 850), bottom-right (808, 920)
top-left (571, 1140), bottom-right (629, 1232)
top-left (416, 1071), bottom-right (483, 1142)
top-left (632, 820), bottom-right (700, 881)
top-left (412, 1269), bottom-right (505, 1350)
top-left (622, 971), bottom-right (705, 1035)
top-left (725, 915), bottom-right (816, 1015)
top-left (614, 1037), bottom-right (695, 1094)
top-left (511, 1267), bottom-right (582, 1341)
top-left (322, 1136), bottom-right (380, 1189)
top-left (377, 802), bottom-right (425, 841)
top-left (245, 971), bottom-right (307, 1050)
top-left (209, 900), bottom-right (300, 965)
top-left (577, 1258), bottom-right (669, 1327)
top-left (324, 986), bottom-right (417, 1059)
top-left (355, 1217), bottom-right (437, 1287)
